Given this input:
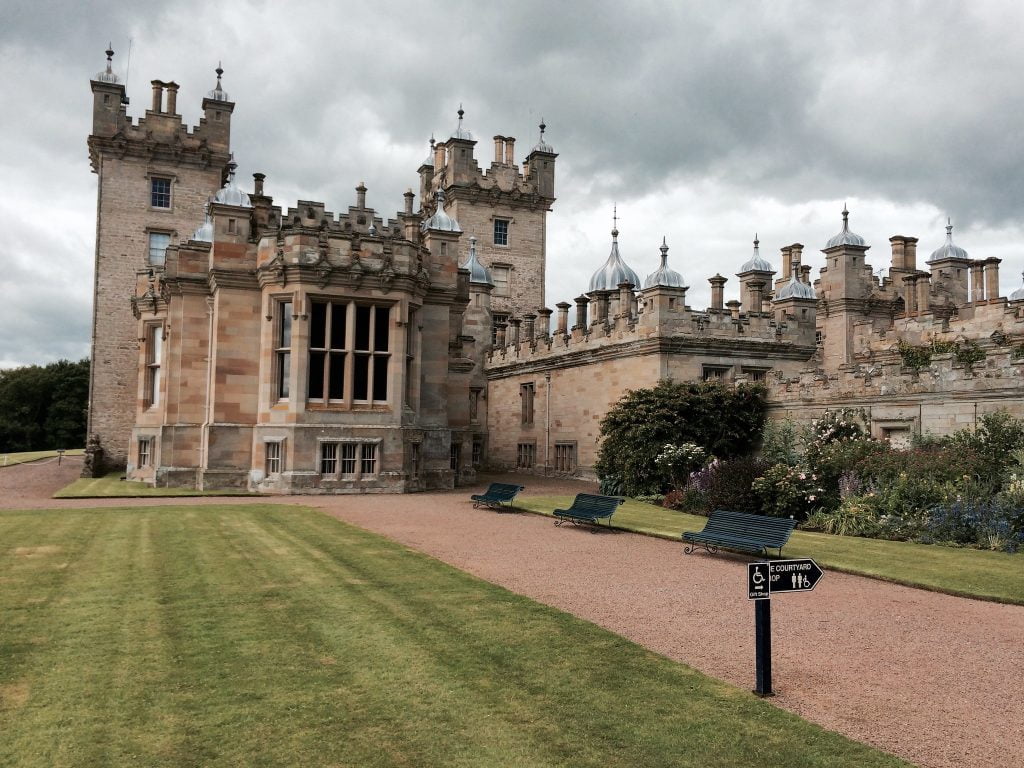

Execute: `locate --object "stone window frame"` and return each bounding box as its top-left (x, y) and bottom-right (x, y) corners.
top-left (143, 321), bottom-right (164, 408)
top-left (272, 297), bottom-right (293, 402)
top-left (553, 441), bottom-right (576, 473)
top-left (741, 366), bottom-right (770, 383)
top-left (450, 441), bottom-right (461, 472)
top-left (491, 264), bottom-right (512, 297)
top-left (520, 381), bottom-right (536, 426)
top-left (410, 441), bottom-right (421, 479)
top-left (307, 297), bottom-right (393, 409)
top-left (145, 171), bottom-right (176, 213)
top-left (472, 435), bottom-right (484, 467)
top-left (317, 437), bottom-right (382, 480)
top-left (701, 365), bottom-right (731, 382)
top-left (516, 441), bottom-right (537, 469)
top-left (145, 228), bottom-right (174, 267)
top-left (491, 312), bottom-right (509, 344)
top-left (493, 217), bottom-right (510, 247)
top-left (469, 387), bottom-right (483, 424)
top-left (264, 438), bottom-right (284, 476)
top-left (137, 437), bottom-right (153, 468)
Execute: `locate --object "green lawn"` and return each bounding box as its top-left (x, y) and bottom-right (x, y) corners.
top-left (1, 449), bottom-right (83, 468)
top-left (518, 497), bottom-right (1024, 605)
top-left (0, 504), bottom-right (908, 768)
top-left (54, 471), bottom-right (254, 498)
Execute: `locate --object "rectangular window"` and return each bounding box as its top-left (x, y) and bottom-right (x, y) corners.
top-left (472, 438), bottom-right (483, 467)
top-left (405, 307), bottom-right (417, 407)
top-left (151, 178), bottom-right (171, 209)
top-left (361, 443), bottom-right (377, 475)
top-left (450, 442), bottom-right (461, 472)
top-left (554, 442), bottom-right (576, 473)
top-left (340, 443), bottom-right (358, 475)
top-left (276, 301), bottom-right (292, 400)
top-left (520, 382), bottom-right (535, 425)
top-left (148, 232), bottom-right (170, 266)
top-left (742, 367), bottom-right (769, 383)
top-left (138, 438), bottom-right (151, 467)
top-left (145, 325), bottom-right (162, 407)
top-left (265, 441), bottom-right (282, 476)
top-left (469, 388), bottom-right (481, 423)
top-left (516, 442), bottom-right (536, 469)
top-left (491, 313), bottom-right (509, 344)
top-left (309, 302), bottom-right (390, 403)
top-left (492, 266), bottom-right (510, 297)
top-left (320, 442), bottom-right (338, 475)
top-left (701, 366), bottom-right (730, 382)
top-left (411, 442), bottom-right (420, 478)
top-left (493, 218), bottom-right (509, 246)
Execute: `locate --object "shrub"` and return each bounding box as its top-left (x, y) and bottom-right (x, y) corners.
top-left (594, 380), bottom-right (766, 496)
top-left (924, 499), bottom-right (1024, 553)
top-left (946, 411), bottom-right (1024, 480)
top-left (701, 456), bottom-right (769, 514)
top-left (655, 442), bottom-right (707, 491)
top-left (804, 497), bottom-right (880, 537)
top-left (750, 463), bottom-right (824, 520)
top-left (759, 419), bottom-right (801, 466)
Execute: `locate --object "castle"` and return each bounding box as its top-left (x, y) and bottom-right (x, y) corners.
top-left (86, 51), bottom-right (1024, 491)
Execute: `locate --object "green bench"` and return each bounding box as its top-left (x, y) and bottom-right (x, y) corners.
top-left (682, 509), bottom-right (796, 557)
top-left (471, 482), bottom-right (525, 510)
top-left (553, 493), bottom-right (624, 528)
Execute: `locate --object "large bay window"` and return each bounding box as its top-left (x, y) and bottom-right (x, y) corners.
top-left (319, 440), bottom-right (380, 480)
top-left (275, 301), bottom-right (292, 399)
top-left (145, 324), bottom-right (162, 407)
top-left (309, 301), bottom-right (390, 404)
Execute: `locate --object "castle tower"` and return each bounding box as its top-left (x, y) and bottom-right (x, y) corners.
top-left (87, 53), bottom-right (232, 468)
top-left (815, 205), bottom-right (871, 370)
top-left (423, 109), bottom-right (556, 323)
top-left (736, 235), bottom-right (774, 313)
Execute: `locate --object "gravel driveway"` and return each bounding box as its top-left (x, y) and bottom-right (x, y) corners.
top-left (4, 458), bottom-right (1023, 768)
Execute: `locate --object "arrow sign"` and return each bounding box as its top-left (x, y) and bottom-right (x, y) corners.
top-left (766, 558), bottom-right (824, 594)
top-left (748, 562), bottom-right (771, 600)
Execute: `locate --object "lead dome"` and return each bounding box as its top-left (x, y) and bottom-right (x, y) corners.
top-left (589, 219), bottom-right (640, 292)
top-left (825, 205), bottom-right (866, 248)
top-left (928, 219), bottom-right (969, 263)
top-left (461, 236), bottom-right (493, 286)
top-left (643, 237), bottom-right (686, 289)
top-left (740, 235), bottom-right (773, 272)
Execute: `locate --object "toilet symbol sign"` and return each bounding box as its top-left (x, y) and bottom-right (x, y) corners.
top-left (747, 558), bottom-right (823, 600)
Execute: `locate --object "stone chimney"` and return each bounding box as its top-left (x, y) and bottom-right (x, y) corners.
top-left (522, 312), bottom-right (536, 342)
top-left (800, 264), bottom-right (812, 285)
top-left (709, 274), bottom-right (727, 311)
top-left (748, 280), bottom-right (765, 313)
top-left (790, 243), bottom-right (804, 267)
top-left (434, 143), bottom-right (446, 169)
top-left (970, 261), bottom-right (985, 303)
top-left (916, 272), bottom-right (931, 315)
top-left (594, 292), bottom-right (610, 325)
top-left (495, 321), bottom-right (507, 348)
top-left (889, 236), bottom-right (906, 270)
top-left (253, 173), bottom-right (265, 196)
top-left (165, 82), bottom-right (179, 114)
top-left (403, 189), bottom-right (415, 215)
top-left (356, 182), bottom-right (367, 209)
top-left (556, 302), bottom-right (571, 335)
top-left (509, 317), bottom-right (521, 347)
top-left (536, 308), bottom-right (553, 339)
top-left (493, 136), bottom-right (504, 163)
top-left (504, 137), bottom-right (515, 165)
top-left (984, 257), bottom-right (1001, 301)
top-left (617, 282), bottom-right (634, 320)
top-left (574, 295), bottom-right (590, 330)
top-left (902, 274), bottom-right (916, 315)
top-left (904, 237), bottom-right (919, 271)
top-left (150, 80), bottom-right (164, 112)
top-left (726, 299), bottom-right (741, 321)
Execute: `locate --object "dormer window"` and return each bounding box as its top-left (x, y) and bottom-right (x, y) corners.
top-left (151, 178), bottom-right (171, 209)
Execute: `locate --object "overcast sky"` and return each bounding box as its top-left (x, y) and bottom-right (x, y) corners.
top-left (2, 0), bottom-right (1023, 368)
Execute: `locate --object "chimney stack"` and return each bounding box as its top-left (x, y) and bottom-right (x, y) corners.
top-left (904, 237), bottom-right (919, 271)
top-left (916, 272), bottom-right (931, 316)
top-left (574, 295), bottom-right (590, 330)
top-left (556, 302), bottom-right (571, 336)
top-left (493, 136), bottom-right (504, 164)
top-left (504, 137), bottom-right (515, 165)
top-left (165, 82), bottom-right (179, 114)
top-left (253, 173), bottom-right (265, 196)
top-left (150, 80), bottom-right (164, 112)
top-left (984, 257), bottom-right (1001, 301)
top-left (970, 261), bottom-right (985, 303)
top-left (509, 317), bottom-right (521, 347)
top-left (709, 274), bottom-right (727, 311)
top-left (403, 189), bottom-right (414, 215)
top-left (356, 182), bottom-right (367, 209)
top-left (889, 236), bottom-right (906, 270)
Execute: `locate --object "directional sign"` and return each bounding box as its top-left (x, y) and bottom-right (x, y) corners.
top-left (747, 562), bottom-right (771, 600)
top-left (766, 558), bottom-right (824, 594)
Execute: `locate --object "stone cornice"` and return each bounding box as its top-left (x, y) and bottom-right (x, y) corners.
top-left (208, 269), bottom-right (259, 291)
top-left (444, 184), bottom-right (555, 212)
top-left (88, 134), bottom-right (230, 173)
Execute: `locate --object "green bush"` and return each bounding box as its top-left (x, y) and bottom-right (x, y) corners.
top-left (804, 497), bottom-right (881, 537)
top-left (946, 411), bottom-right (1024, 481)
top-left (0, 358), bottom-right (89, 452)
top-left (594, 380), bottom-right (766, 496)
top-left (759, 419), bottom-right (802, 466)
top-left (751, 463), bottom-right (824, 520)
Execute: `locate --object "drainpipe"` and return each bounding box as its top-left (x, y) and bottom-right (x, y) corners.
top-left (545, 372), bottom-right (551, 475)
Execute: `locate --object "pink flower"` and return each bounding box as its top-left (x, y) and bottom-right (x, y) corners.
top-left (798, 473), bottom-right (806, 480)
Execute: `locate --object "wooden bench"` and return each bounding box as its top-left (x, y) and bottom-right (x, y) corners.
top-left (470, 482), bottom-right (525, 510)
top-left (553, 493), bottom-right (624, 528)
top-left (682, 509), bottom-right (796, 557)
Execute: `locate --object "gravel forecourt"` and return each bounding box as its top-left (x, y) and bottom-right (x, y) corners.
top-left (4, 459), bottom-right (1023, 768)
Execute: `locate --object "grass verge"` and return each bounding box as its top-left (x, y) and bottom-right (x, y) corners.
top-left (1, 449), bottom-right (83, 468)
top-left (518, 496), bottom-right (1024, 605)
top-left (53, 471), bottom-right (254, 499)
top-left (0, 504), bottom-right (908, 768)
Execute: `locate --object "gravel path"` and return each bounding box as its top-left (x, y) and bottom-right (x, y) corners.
top-left (4, 459), bottom-right (1023, 767)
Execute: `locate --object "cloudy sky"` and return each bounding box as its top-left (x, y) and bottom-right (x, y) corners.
top-left (2, 0), bottom-right (1023, 368)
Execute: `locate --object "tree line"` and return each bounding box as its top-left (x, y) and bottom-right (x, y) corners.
top-left (0, 359), bottom-right (89, 452)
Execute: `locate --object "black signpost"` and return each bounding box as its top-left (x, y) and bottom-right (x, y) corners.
top-left (747, 558), bottom-right (823, 696)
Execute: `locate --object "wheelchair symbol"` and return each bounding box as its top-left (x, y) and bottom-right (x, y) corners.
top-left (752, 568), bottom-right (766, 586)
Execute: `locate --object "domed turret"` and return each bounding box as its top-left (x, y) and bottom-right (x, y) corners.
top-left (530, 119), bottom-right (555, 154)
top-left (94, 45), bottom-right (119, 84)
top-left (644, 237), bottom-right (686, 289)
top-left (450, 105), bottom-right (472, 141)
top-left (1010, 272), bottom-right (1024, 301)
top-left (460, 236), bottom-right (493, 286)
top-left (588, 212), bottom-right (640, 292)
top-left (740, 234), bottom-right (773, 272)
top-left (776, 260), bottom-right (816, 300)
top-left (213, 161), bottom-right (251, 207)
top-left (928, 219), bottom-right (969, 263)
top-left (206, 62), bottom-right (230, 102)
top-left (825, 204), bottom-right (866, 248)
top-left (420, 188), bottom-right (462, 233)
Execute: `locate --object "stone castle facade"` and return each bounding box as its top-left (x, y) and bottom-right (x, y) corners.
top-left (86, 52), bottom-right (1024, 490)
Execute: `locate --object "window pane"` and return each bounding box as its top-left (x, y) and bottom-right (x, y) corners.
top-left (310, 302), bottom-right (326, 348)
top-left (355, 306), bottom-right (371, 350)
top-left (328, 352), bottom-right (345, 399)
top-left (494, 219), bottom-right (508, 246)
top-left (331, 302), bottom-right (347, 349)
top-left (372, 355), bottom-right (388, 401)
top-left (308, 351), bottom-right (324, 399)
top-left (279, 352), bottom-right (290, 398)
top-left (148, 233), bottom-right (170, 266)
top-left (151, 178), bottom-right (171, 208)
top-left (353, 354), bottom-right (369, 400)
top-left (374, 307), bottom-right (389, 351)
top-left (341, 443), bottom-right (357, 474)
top-left (361, 443), bottom-right (377, 475)
top-left (280, 302), bottom-right (292, 347)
